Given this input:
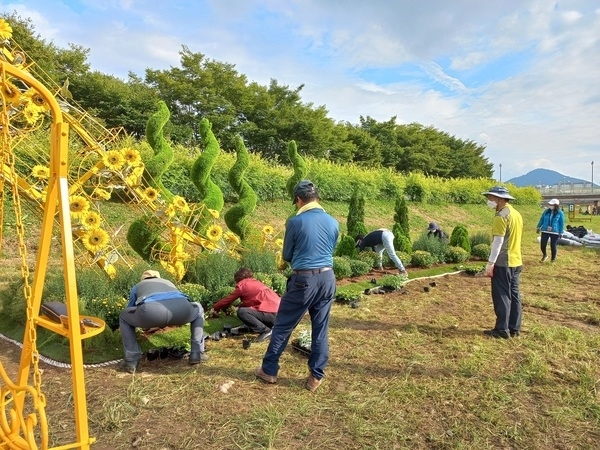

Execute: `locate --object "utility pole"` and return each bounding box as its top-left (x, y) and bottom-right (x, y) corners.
top-left (499, 163), bottom-right (502, 183)
top-left (592, 161), bottom-right (594, 194)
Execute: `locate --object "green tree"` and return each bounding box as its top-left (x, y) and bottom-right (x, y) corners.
top-left (347, 186), bottom-right (367, 238)
top-left (392, 195), bottom-right (412, 253)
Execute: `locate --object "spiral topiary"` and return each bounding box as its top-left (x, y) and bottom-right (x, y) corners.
top-left (143, 100), bottom-right (175, 202)
top-left (285, 140), bottom-right (307, 201)
top-left (191, 118), bottom-right (224, 231)
top-left (127, 102), bottom-right (175, 261)
top-left (224, 136), bottom-right (257, 241)
top-left (126, 214), bottom-right (163, 261)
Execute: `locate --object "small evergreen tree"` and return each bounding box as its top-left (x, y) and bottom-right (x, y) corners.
top-left (347, 186), bottom-right (367, 238)
top-left (334, 234), bottom-right (358, 258)
top-left (393, 194), bottom-right (411, 252)
top-left (449, 225), bottom-right (471, 254)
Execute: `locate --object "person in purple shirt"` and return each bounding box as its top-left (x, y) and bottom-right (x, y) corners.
top-left (254, 180), bottom-right (339, 392)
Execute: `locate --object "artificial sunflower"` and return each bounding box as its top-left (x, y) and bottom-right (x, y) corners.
top-left (22, 104), bottom-right (41, 125)
top-left (164, 204), bottom-right (177, 219)
top-left (69, 195), bottom-right (90, 219)
top-left (102, 150), bottom-right (125, 171)
top-left (24, 89), bottom-right (49, 109)
top-left (172, 195), bottom-right (190, 213)
top-left (143, 187), bottom-right (158, 202)
top-left (91, 187), bottom-right (111, 200)
top-left (206, 224), bottom-right (223, 242)
top-left (82, 211), bottom-right (102, 228)
top-left (0, 19), bottom-right (12, 40)
top-left (262, 225), bottom-right (274, 235)
top-left (81, 228), bottom-right (109, 253)
top-left (208, 209), bottom-right (220, 219)
top-left (121, 148), bottom-right (141, 166)
top-left (31, 165), bottom-right (50, 179)
top-left (275, 238), bottom-right (284, 248)
top-left (1, 80), bottom-right (21, 108)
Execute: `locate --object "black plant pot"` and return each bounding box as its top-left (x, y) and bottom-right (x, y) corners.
top-left (291, 340), bottom-right (311, 357)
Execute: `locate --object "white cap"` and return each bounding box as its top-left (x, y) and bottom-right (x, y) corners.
top-left (141, 269), bottom-right (161, 280)
top-left (548, 198), bottom-right (560, 206)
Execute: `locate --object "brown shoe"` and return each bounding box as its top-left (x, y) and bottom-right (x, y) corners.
top-left (305, 374), bottom-right (322, 392)
top-left (254, 367), bottom-right (277, 384)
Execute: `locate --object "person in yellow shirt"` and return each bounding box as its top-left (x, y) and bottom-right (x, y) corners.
top-left (481, 186), bottom-right (523, 339)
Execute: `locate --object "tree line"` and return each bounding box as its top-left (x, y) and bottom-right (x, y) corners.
top-left (3, 12), bottom-right (493, 179)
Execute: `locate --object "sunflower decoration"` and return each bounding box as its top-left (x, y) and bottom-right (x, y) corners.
top-left (102, 150), bottom-right (125, 171)
top-left (208, 209), bottom-right (220, 219)
top-left (91, 187), bottom-right (111, 200)
top-left (82, 211), bottom-right (102, 229)
top-left (1, 80), bottom-right (22, 108)
top-left (164, 204), bottom-right (177, 219)
top-left (262, 225), bottom-right (274, 236)
top-left (81, 228), bottom-right (110, 253)
top-left (31, 165), bottom-right (50, 180)
top-left (23, 89), bottom-right (50, 111)
top-left (143, 187), bottom-right (158, 203)
top-left (275, 238), bottom-right (284, 249)
top-left (171, 195), bottom-right (191, 213)
top-left (0, 18), bottom-right (13, 40)
top-left (206, 224), bottom-right (223, 242)
top-left (69, 195), bottom-right (91, 219)
top-left (121, 147), bottom-right (141, 166)
top-left (22, 103), bottom-right (42, 125)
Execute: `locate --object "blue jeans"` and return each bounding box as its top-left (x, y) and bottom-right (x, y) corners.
top-left (491, 266), bottom-right (522, 333)
top-left (374, 229), bottom-right (405, 270)
top-left (261, 270), bottom-right (336, 380)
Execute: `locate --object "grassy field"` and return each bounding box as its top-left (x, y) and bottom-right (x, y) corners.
top-left (1, 199), bottom-right (600, 449)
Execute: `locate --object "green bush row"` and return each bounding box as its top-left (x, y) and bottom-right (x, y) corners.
top-left (163, 151), bottom-right (540, 205)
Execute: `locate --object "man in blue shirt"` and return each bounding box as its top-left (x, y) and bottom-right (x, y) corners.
top-left (118, 269), bottom-right (208, 372)
top-left (254, 180), bottom-right (339, 391)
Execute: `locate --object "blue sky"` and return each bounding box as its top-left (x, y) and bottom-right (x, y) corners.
top-left (1, 0), bottom-right (599, 182)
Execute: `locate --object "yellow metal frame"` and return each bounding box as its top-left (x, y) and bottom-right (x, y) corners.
top-left (0, 61), bottom-right (101, 449)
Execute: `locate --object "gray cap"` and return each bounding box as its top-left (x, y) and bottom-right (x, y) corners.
top-left (481, 185), bottom-right (514, 200)
top-left (293, 180), bottom-right (318, 204)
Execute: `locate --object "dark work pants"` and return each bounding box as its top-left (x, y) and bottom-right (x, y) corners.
top-left (120, 299), bottom-right (205, 362)
top-left (491, 266), bottom-right (522, 333)
top-left (237, 307), bottom-right (276, 333)
top-left (261, 270), bottom-right (336, 380)
top-left (540, 232), bottom-right (559, 261)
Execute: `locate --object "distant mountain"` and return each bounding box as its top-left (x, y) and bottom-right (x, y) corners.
top-left (507, 168), bottom-right (596, 188)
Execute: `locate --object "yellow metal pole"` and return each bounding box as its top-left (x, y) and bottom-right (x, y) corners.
top-left (3, 61), bottom-right (94, 449)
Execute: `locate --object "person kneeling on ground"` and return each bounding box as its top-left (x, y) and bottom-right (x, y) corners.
top-left (118, 269), bottom-right (208, 372)
top-left (427, 222), bottom-right (447, 240)
top-left (210, 267), bottom-right (281, 342)
top-left (355, 228), bottom-right (408, 276)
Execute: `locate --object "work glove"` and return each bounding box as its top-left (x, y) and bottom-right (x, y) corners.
top-left (484, 262), bottom-right (494, 277)
top-left (536, 227), bottom-right (541, 234)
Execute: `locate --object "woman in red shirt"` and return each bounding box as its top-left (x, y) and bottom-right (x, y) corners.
top-left (210, 267), bottom-right (281, 342)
